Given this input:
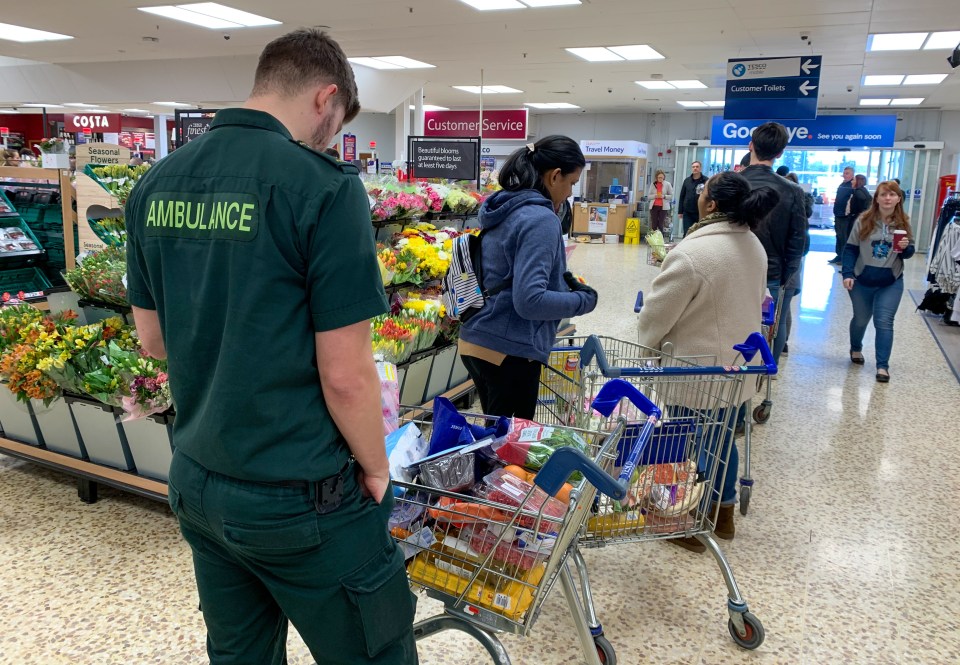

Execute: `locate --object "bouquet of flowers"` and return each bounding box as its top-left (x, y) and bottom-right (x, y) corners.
top-left (371, 190), bottom-right (430, 222)
top-left (0, 304), bottom-right (45, 356)
top-left (420, 183), bottom-right (446, 213)
top-left (63, 246), bottom-right (128, 306)
top-left (0, 310), bottom-right (78, 405)
top-left (88, 215), bottom-right (126, 247)
top-left (371, 315), bottom-right (417, 364)
top-left (89, 164), bottom-right (151, 205)
top-left (444, 186), bottom-right (482, 214)
top-left (38, 138), bottom-right (67, 154)
top-left (377, 244), bottom-right (398, 286)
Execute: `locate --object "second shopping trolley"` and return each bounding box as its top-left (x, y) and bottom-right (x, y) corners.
top-left (538, 332), bottom-right (778, 649)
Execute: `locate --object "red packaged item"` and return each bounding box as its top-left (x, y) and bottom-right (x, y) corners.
top-left (463, 524), bottom-right (552, 575)
top-left (479, 468), bottom-right (566, 533)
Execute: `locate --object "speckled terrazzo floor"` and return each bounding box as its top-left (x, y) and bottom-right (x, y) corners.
top-left (2, 245), bottom-right (959, 665)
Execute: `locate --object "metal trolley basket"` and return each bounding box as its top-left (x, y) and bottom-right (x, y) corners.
top-left (392, 396), bottom-right (660, 665)
top-left (536, 332), bottom-right (778, 650)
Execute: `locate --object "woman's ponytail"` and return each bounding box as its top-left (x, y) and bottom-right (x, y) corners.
top-left (735, 186), bottom-right (779, 229)
top-left (499, 135), bottom-right (585, 195)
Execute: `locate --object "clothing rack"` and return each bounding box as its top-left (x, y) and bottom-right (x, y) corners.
top-left (926, 192), bottom-right (960, 284)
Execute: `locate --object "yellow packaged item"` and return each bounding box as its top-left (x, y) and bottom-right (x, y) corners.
top-left (587, 510), bottom-right (645, 538)
top-left (407, 551), bottom-right (545, 622)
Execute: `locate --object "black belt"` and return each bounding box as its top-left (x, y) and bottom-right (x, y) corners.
top-left (257, 460), bottom-right (351, 515)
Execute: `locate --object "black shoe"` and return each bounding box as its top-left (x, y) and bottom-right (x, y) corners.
top-left (876, 369), bottom-right (890, 383)
top-left (782, 343), bottom-right (789, 355)
top-left (828, 257), bottom-right (841, 265)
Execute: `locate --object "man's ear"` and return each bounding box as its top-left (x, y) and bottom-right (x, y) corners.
top-left (315, 83), bottom-right (339, 112)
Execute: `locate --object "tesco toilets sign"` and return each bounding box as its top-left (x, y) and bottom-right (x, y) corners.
top-left (65, 113), bottom-right (121, 133)
top-left (710, 115), bottom-right (897, 148)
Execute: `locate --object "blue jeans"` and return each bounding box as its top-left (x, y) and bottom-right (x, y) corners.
top-left (849, 277), bottom-right (904, 370)
top-left (767, 281), bottom-right (794, 365)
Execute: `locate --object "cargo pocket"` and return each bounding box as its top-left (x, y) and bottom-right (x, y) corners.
top-left (166, 482), bottom-right (182, 517)
top-left (341, 543), bottom-right (416, 658)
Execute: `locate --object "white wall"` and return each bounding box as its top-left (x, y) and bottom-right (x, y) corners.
top-left (342, 112), bottom-right (396, 162)
top-left (939, 111), bottom-right (960, 177)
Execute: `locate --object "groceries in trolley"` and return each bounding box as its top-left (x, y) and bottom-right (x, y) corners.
top-left (385, 399), bottom-right (603, 623)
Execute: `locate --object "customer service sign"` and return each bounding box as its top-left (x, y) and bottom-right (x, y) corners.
top-left (710, 115), bottom-right (897, 148)
top-left (424, 110), bottom-right (528, 140)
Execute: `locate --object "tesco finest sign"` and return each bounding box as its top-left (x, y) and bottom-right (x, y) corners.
top-left (66, 113), bottom-right (121, 133)
top-left (424, 110), bottom-right (528, 140)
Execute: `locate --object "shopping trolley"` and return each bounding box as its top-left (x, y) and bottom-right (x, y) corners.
top-left (737, 295), bottom-right (781, 515)
top-left (392, 390), bottom-right (660, 665)
top-left (537, 332), bottom-right (778, 650)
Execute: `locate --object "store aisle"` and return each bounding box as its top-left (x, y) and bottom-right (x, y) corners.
top-left (1, 245), bottom-right (959, 665)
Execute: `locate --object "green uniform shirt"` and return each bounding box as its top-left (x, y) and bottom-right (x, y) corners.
top-left (125, 108), bottom-right (388, 482)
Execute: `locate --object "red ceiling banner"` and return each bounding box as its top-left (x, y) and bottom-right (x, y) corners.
top-left (423, 109), bottom-right (528, 140)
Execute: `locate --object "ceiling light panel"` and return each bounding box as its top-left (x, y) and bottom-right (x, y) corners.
top-left (565, 47), bottom-right (623, 62)
top-left (859, 98), bottom-right (892, 106)
top-left (458, 0), bottom-right (525, 9)
top-left (63, 103), bottom-right (100, 108)
top-left (903, 74), bottom-right (948, 85)
top-left (677, 101), bottom-right (707, 108)
top-left (349, 57), bottom-right (402, 70)
top-left (703, 101), bottom-right (726, 107)
top-left (180, 3), bottom-right (280, 26)
top-left (890, 98), bottom-right (925, 106)
top-left (452, 85), bottom-right (523, 94)
top-left (21, 103), bottom-right (64, 108)
top-left (669, 80), bottom-right (707, 89)
top-left (863, 75), bottom-right (905, 86)
top-left (0, 21), bottom-right (73, 42)
top-left (637, 81), bottom-right (675, 89)
top-left (123, 109), bottom-right (152, 114)
top-left (867, 32), bottom-right (928, 51)
top-left (607, 44), bottom-right (665, 60)
top-left (153, 101), bottom-right (192, 107)
top-left (373, 56), bottom-right (435, 69)
top-left (524, 102), bottom-right (580, 108)
top-left (924, 31), bottom-right (960, 50)
top-left (521, 0), bottom-right (582, 5)
top-left (138, 4), bottom-right (279, 29)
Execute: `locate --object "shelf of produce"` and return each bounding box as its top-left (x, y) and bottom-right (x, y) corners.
top-left (0, 436), bottom-right (168, 503)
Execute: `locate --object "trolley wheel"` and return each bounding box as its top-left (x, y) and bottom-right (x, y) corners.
top-left (752, 404), bottom-right (771, 424)
top-left (594, 635), bottom-right (616, 664)
top-left (729, 612), bottom-right (765, 650)
top-left (739, 486), bottom-right (752, 516)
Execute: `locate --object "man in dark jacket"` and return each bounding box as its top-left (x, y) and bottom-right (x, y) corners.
top-left (847, 174), bottom-right (872, 221)
top-left (677, 161), bottom-right (707, 235)
top-left (740, 122), bottom-right (808, 364)
top-left (830, 166), bottom-right (855, 264)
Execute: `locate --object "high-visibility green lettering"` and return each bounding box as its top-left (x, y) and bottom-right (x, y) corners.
top-left (143, 192), bottom-right (259, 241)
top-left (239, 203), bottom-right (254, 232)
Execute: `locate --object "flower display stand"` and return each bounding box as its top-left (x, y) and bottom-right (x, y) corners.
top-left (0, 387), bottom-right (42, 446)
top-left (64, 395), bottom-right (134, 470)
top-left (31, 398), bottom-right (85, 459)
top-left (121, 413), bottom-right (173, 481)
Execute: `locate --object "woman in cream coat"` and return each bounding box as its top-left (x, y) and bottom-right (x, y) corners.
top-left (637, 171), bottom-right (778, 552)
top-left (647, 169), bottom-right (674, 234)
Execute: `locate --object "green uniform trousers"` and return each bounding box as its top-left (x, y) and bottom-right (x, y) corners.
top-left (167, 449), bottom-right (418, 664)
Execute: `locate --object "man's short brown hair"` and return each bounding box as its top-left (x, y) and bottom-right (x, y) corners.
top-left (251, 29), bottom-right (361, 123)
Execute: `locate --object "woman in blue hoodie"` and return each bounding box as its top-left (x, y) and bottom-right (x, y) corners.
top-left (459, 135), bottom-right (598, 418)
top-left (842, 180), bottom-right (915, 382)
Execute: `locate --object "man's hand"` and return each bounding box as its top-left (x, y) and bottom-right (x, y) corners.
top-left (843, 278), bottom-right (855, 291)
top-left (357, 466), bottom-right (390, 503)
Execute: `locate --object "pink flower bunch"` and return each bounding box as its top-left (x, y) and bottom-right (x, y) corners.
top-left (372, 191), bottom-right (430, 221)
top-left (422, 185), bottom-right (444, 212)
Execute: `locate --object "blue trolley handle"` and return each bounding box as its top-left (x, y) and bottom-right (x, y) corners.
top-left (761, 297), bottom-right (776, 327)
top-left (580, 333), bottom-right (778, 377)
top-left (534, 379), bottom-right (662, 502)
top-left (634, 290), bottom-right (644, 314)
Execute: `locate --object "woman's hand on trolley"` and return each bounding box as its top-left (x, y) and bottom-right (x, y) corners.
top-left (843, 278), bottom-right (855, 291)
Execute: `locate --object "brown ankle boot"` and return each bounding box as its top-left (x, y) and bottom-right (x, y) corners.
top-left (714, 503), bottom-right (735, 540)
top-left (667, 536), bottom-right (706, 554)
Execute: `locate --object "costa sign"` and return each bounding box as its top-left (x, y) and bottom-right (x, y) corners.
top-left (424, 109), bottom-right (528, 140)
top-left (66, 113), bottom-right (121, 133)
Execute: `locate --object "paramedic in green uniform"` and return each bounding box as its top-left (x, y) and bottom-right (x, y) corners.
top-left (125, 30), bottom-right (417, 664)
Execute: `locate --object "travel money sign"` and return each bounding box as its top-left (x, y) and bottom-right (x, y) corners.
top-left (724, 55), bottom-right (822, 120)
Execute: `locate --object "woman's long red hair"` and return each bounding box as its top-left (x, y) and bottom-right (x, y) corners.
top-left (858, 180), bottom-right (913, 241)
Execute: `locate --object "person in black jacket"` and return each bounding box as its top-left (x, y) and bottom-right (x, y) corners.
top-left (830, 166), bottom-right (855, 264)
top-left (846, 174), bottom-right (872, 222)
top-left (740, 122), bottom-right (808, 364)
top-left (678, 161), bottom-right (708, 235)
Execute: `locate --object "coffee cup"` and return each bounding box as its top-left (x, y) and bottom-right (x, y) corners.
top-left (892, 230), bottom-right (908, 252)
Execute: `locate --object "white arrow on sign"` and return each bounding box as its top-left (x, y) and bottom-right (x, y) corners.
top-left (801, 59), bottom-right (820, 76)
top-left (799, 80), bottom-right (818, 96)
